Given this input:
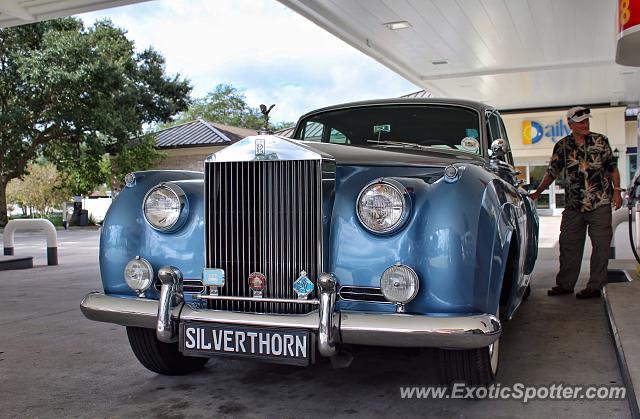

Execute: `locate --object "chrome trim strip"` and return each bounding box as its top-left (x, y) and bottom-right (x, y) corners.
top-left (81, 292), bottom-right (501, 350)
top-left (338, 286), bottom-right (392, 303)
top-left (318, 273), bottom-right (337, 357)
top-left (196, 295), bottom-right (320, 305)
top-left (156, 266), bottom-right (182, 343)
top-left (179, 305), bottom-right (320, 330)
top-left (339, 288), bottom-right (382, 295)
top-left (339, 312), bottom-right (501, 349)
top-left (80, 292), bottom-right (161, 329)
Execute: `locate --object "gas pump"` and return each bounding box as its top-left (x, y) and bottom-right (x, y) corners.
top-left (625, 172), bottom-right (640, 263)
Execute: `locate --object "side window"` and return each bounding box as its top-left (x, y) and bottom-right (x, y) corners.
top-left (487, 112), bottom-right (513, 165)
top-left (487, 112), bottom-right (501, 143)
top-left (497, 115), bottom-right (514, 166)
top-left (329, 128), bottom-right (350, 144)
top-left (301, 121), bottom-right (324, 142)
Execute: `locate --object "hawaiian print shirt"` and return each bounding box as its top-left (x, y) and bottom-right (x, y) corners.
top-left (547, 132), bottom-right (615, 212)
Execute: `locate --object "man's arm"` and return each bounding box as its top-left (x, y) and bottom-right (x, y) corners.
top-left (529, 172), bottom-right (555, 201)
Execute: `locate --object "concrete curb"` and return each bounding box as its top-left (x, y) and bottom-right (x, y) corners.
top-left (603, 284), bottom-right (640, 419)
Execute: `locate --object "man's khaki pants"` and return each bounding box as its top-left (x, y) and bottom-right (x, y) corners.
top-left (556, 204), bottom-right (612, 291)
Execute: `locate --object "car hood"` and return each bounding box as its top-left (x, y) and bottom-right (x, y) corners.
top-left (299, 141), bottom-right (485, 167)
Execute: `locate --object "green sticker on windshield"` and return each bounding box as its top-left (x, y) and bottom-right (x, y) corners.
top-left (373, 124), bottom-right (391, 133)
top-left (465, 128), bottom-right (478, 139)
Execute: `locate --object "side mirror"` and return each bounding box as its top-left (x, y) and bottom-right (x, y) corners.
top-left (490, 139), bottom-right (507, 159)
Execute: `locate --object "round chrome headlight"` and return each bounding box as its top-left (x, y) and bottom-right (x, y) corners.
top-left (143, 183), bottom-right (187, 231)
top-left (380, 264), bottom-right (419, 304)
top-left (356, 179), bottom-right (410, 234)
top-left (124, 257), bottom-right (154, 293)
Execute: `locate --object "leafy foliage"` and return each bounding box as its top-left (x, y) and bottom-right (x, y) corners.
top-left (170, 84), bottom-right (293, 131)
top-left (0, 18), bottom-right (191, 225)
top-left (172, 84), bottom-right (263, 129)
top-left (108, 134), bottom-right (167, 192)
top-left (6, 162), bottom-right (71, 216)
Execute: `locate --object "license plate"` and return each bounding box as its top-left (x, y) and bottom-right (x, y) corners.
top-left (179, 323), bottom-right (313, 366)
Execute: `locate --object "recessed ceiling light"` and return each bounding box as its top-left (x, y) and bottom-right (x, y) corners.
top-left (383, 21), bottom-right (412, 30)
top-left (620, 71), bottom-right (635, 75)
top-left (432, 59), bottom-right (449, 65)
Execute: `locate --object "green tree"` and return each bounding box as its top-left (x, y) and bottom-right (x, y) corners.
top-left (6, 162), bottom-right (71, 216)
top-left (172, 83), bottom-right (297, 131)
top-left (0, 18), bottom-right (191, 226)
top-left (107, 134), bottom-right (167, 193)
top-left (174, 84), bottom-right (263, 129)
top-left (168, 84), bottom-right (296, 132)
top-left (57, 134), bottom-right (166, 196)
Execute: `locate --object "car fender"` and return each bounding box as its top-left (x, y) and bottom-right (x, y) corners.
top-left (99, 170), bottom-right (204, 297)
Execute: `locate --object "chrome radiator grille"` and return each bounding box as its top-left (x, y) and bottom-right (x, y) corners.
top-left (205, 160), bottom-right (322, 314)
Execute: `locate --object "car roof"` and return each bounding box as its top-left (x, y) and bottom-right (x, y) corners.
top-left (297, 97), bottom-right (496, 120)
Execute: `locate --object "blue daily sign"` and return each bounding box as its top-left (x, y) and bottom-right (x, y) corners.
top-left (522, 119), bottom-right (570, 144)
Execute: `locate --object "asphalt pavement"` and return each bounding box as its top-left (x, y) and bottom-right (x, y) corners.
top-left (0, 222), bottom-right (633, 418)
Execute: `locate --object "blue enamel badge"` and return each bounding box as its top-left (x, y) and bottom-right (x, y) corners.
top-left (293, 271), bottom-right (314, 299)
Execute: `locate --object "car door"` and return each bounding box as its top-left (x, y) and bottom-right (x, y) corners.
top-left (497, 114), bottom-right (538, 276)
top-left (486, 111), bottom-right (533, 310)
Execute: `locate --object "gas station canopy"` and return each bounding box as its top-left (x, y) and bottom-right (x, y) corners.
top-left (1, 0), bottom-right (639, 111)
top-left (0, 0), bottom-right (143, 28)
top-left (277, 0), bottom-right (640, 111)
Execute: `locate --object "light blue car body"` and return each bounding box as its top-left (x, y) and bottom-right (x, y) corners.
top-left (99, 98), bottom-right (538, 323)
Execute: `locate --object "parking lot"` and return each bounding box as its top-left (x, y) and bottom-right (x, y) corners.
top-left (0, 223), bottom-right (633, 418)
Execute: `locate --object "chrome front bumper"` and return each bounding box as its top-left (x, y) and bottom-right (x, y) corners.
top-left (81, 292), bottom-right (501, 354)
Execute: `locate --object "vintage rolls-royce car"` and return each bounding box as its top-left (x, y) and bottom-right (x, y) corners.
top-left (81, 98), bottom-right (538, 385)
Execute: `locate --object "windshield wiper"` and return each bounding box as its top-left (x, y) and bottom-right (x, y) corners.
top-left (365, 139), bottom-right (432, 151)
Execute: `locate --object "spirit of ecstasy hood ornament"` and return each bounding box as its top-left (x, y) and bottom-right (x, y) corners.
top-left (259, 104), bottom-right (275, 135)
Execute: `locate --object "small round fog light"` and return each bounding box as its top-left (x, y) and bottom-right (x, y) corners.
top-left (124, 256), bottom-right (153, 294)
top-left (380, 264), bottom-right (419, 304)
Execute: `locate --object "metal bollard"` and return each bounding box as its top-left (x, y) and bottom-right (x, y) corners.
top-left (3, 219), bottom-right (58, 265)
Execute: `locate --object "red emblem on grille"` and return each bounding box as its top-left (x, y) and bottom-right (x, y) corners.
top-left (248, 272), bottom-right (266, 291)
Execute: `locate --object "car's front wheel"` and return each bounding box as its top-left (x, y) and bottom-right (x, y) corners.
top-left (437, 344), bottom-right (499, 385)
top-left (126, 326), bottom-right (209, 375)
top-left (437, 310), bottom-right (500, 385)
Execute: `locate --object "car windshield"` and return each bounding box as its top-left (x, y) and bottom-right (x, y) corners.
top-left (294, 104), bottom-right (482, 156)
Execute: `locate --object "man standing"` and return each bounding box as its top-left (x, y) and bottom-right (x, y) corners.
top-left (530, 106), bottom-right (622, 299)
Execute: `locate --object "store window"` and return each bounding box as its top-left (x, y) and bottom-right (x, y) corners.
top-left (529, 165), bottom-right (550, 209)
top-left (554, 170), bottom-right (566, 209)
top-left (628, 150), bottom-right (637, 186)
top-left (514, 165), bottom-right (527, 184)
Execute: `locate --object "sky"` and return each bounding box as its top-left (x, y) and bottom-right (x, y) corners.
top-left (77, 0), bottom-right (418, 124)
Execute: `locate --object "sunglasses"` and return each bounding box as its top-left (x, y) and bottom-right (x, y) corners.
top-left (571, 108), bottom-right (591, 120)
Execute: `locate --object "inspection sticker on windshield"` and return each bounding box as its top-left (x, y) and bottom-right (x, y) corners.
top-left (461, 137), bottom-right (479, 152)
top-left (373, 124), bottom-right (391, 133)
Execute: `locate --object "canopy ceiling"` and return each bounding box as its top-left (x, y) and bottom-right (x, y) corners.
top-left (278, 0), bottom-right (640, 111)
top-left (2, 0), bottom-right (638, 111)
